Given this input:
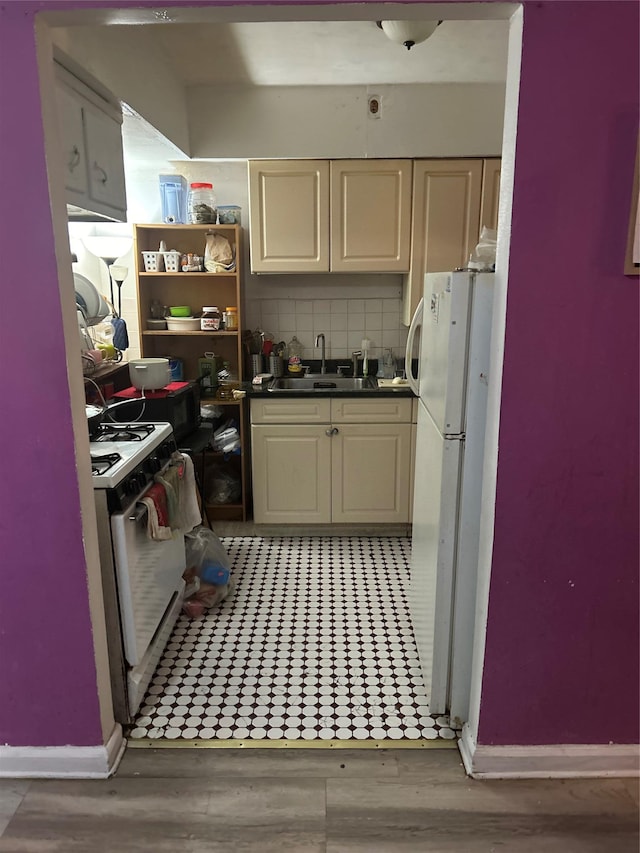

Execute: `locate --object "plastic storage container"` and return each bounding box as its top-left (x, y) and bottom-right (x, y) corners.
top-left (142, 251), bottom-right (163, 272)
top-left (159, 175), bottom-right (188, 224)
top-left (217, 205), bottom-right (241, 225)
top-left (188, 183), bottom-right (217, 224)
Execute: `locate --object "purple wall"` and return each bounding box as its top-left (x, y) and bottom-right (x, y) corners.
top-left (0, 3), bottom-right (103, 746)
top-left (478, 1), bottom-right (639, 745)
top-left (0, 0), bottom-right (637, 749)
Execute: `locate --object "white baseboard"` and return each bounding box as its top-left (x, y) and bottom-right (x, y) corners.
top-left (459, 724), bottom-right (640, 779)
top-left (0, 724), bottom-right (125, 779)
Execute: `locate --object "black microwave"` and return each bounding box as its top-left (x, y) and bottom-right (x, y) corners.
top-left (111, 381), bottom-right (200, 443)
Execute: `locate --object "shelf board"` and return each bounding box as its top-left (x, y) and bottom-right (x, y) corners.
top-left (201, 398), bottom-right (242, 407)
top-left (136, 224), bottom-right (238, 230)
top-left (205, 502), bottom-right (244, 510)
top-left (142, 330), bottom-right (238, 336)
top-left (138, 272), bottom-right (237, 277)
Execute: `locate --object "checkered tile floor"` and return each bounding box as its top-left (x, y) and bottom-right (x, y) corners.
top-left (129, 537), bottom-right (457, 741)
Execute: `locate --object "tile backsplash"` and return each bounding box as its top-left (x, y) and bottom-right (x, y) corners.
top-left (244, 298), bottom-right (409, 360)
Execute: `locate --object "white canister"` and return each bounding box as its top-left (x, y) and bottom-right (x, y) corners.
top-left (128, 358), bottom-right (171, 391)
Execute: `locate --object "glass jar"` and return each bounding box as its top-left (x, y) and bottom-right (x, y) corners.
top-left (187, 182), bottom-right (217, 224)
top-left (201, 306), bottom-right (222, 331)
top-left (224, 306), bottom-right (238, 330)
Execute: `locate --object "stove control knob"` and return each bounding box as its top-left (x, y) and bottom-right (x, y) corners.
top-left (126, 472), bottom-right (147, 495)
top-left (147, 456), bottom-right (162, 474)
top-left (158, 442), bottom-right (173, 461)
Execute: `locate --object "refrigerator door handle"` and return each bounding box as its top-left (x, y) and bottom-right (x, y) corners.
top-left (405, 296), bottom-right (424, 396)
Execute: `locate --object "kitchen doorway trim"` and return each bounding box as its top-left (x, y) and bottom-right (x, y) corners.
top-left (37, 0), bottom-right (520, 770)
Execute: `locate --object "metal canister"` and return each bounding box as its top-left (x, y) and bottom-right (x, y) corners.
top-left (251, 354), bottom-right (264, 377)
top-left (268, 355), bottom-right (284, 377)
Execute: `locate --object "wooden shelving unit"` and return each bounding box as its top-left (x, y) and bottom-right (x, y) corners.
top-left (133, 223), bottom-right (249, 522)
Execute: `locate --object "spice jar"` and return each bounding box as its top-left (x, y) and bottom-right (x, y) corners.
top-left (201, 306), bottom-right (222, 331)
top-left (223, 306), bottom-right (238, 330)
top-left (187, 182), bottom-right (217, 224)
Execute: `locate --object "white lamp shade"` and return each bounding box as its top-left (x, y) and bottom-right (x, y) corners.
top-left (379, 20), bottom-right (441, 48)
top-left (109, 264), bottom-right (128, 282)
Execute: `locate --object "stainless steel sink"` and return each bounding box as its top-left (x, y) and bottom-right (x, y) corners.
top-left (268, 375), bottom-right (377, 392)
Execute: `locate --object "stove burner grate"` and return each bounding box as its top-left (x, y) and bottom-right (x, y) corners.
top-left (93, 423), bottom-right (156, 443)
top-left (91, 452), bottom-right (122, 476)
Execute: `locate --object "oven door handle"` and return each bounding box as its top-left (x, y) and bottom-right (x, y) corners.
top-left (129, 503), bottom-right (148, 522)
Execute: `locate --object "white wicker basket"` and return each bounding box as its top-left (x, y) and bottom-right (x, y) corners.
top-left (142, 251), bottom-right (163, 272)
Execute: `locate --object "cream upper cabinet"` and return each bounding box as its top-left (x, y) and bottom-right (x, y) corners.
top-left (248, 159), bottom-right (412, 274)
top-left (479, 158), bottom-right (502, 232)
top-left (56, 83), bottom-right (88, 197)
top-left (330, 160), bottom-right (412, 273)
top-left (54, 65), bottom-right (127, 221)
top-left (402, 159), bottom-right (485, 325)
top-left (248, 160), bottom-right (330, 273)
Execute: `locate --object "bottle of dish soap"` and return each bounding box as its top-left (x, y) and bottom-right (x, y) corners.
top-left (287, 336), bottom-right (304, 374)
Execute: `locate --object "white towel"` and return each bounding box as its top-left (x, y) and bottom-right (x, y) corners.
top-left (177, 452), bottom-right (202, 533)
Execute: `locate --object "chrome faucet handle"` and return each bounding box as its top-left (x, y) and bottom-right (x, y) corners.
top-left (337, 365), bottom-right (351, 376)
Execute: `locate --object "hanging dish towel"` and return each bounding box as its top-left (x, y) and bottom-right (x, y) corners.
top-left (176, 452), bottom-right (202, 533)
top-left (155, 452), bottom-right (201, 533)
top-left (139, 482), bottom-right (172, 540)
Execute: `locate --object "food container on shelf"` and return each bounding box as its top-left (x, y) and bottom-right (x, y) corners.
top-left (187, 182), bottom-right (217, 224)
top-left (147, 318), bottom-right (167, 330)
top-left (217, 205), bottom-right (241, 225)
top-left (169, 305), bottom-right (192, 317)
top-left (141, 251), bottom-right (163, 272)
top-left (223, 306), bottom-right (238, 330)
top-left (166, 316), bottom-right (201, 331)
top-left (128, 358), bottom-right (171, 390)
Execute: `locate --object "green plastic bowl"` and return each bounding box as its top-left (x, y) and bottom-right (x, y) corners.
top-left (169, 305), bottom-right (191, 317)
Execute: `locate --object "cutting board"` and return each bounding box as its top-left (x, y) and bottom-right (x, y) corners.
top-left (376, 378), bottom-right (410, 388)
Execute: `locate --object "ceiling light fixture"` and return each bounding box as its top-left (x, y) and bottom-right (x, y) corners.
top-left (376, 20), bottom-right (442, 51)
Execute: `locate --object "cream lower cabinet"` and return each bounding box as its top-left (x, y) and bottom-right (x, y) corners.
top-left (251, 424), bottom-right (332, 524)
top-left (250, 397), bottom-right (412, 524)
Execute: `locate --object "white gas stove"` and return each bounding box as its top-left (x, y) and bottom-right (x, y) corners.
top-left (90, 421), bottom-right (177, 506)
top-left (90, 420), bottom-right (187, 723)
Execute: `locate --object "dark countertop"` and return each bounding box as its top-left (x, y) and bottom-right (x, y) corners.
top-left (245, 378), bottom-right (415, 399)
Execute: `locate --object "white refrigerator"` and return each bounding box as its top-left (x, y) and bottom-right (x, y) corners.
top-left (405, 271), bottom-right (494, 724)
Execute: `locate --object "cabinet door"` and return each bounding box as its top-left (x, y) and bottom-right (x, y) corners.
top-left (83, 100), bottom-right (127, 214)
top-left (55, 83), bottom-right (88, 196)
top-left (330, 160), bottom-right (412, 272)
top-left (402, 159), bottom-right (483, 325)
top-left (248, 160), bottom-right (330, 272)
top-left (251, 425), bottom-right (331, 523)
top-left (479, 158), bottom-right (502, 232)
top-left (331, 423), bottom-right (411, 523)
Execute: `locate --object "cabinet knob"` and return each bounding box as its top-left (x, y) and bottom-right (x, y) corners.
top-left (325, 427), bottom-right (339, 437)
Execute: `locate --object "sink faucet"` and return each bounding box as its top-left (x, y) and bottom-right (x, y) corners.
top-left (315, 333), bottom-right (326, 374)
top-left (351, 350), bottom-right (362, 377)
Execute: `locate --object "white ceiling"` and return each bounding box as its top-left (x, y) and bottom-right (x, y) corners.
top-left (150, 19), bottom-right (509, 87)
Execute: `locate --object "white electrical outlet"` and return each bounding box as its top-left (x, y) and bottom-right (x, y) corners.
top-left (368, 95), bottom-right (381, 119)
